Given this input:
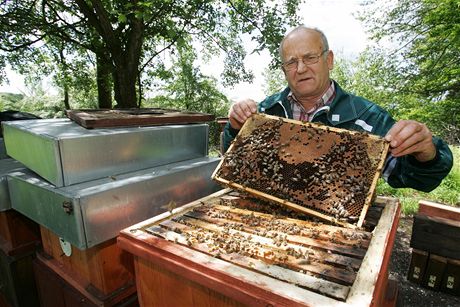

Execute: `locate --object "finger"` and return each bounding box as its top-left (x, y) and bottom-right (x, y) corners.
top-left (386, 120), bottom-right (423, 148)
top-left (240, 100), bottom-right (257, 117)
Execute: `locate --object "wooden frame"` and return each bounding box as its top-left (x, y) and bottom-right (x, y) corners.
top-left (118, 189), bottom-right (400, 306)
top-left (213, 114), bottom-right (389, 228)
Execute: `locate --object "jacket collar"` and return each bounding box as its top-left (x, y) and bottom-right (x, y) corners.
top-left (260, 80), bottom-right (372, 125)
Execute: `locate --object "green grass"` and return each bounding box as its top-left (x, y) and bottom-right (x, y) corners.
top-left (376, 145), bottom-right (460, 215)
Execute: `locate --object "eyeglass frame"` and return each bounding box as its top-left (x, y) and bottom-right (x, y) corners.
top-left (281, 50), bottom-right (329, 71)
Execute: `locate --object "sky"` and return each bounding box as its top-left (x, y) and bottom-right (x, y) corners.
top-left (0, 0), bottom-right (369, 100)
top-left (215, 0), bottom-right (369, 102)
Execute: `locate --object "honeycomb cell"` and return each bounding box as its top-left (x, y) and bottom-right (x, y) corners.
top-left (213, 114), bottom-right (389, 227)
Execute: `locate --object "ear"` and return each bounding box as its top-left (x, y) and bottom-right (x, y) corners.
top-left (327, 50), bottom-right (334, 70)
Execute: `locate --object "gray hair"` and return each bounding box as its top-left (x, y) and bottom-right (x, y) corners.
top-left (279, 26), bottom-right (329, 62)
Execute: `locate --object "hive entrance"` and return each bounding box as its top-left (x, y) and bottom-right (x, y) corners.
top-left (212, 114), bottom-right (389, 228)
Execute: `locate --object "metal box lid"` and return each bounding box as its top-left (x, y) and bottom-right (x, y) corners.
top-left (0, 158), bottom-right (25, 211)
top-left (8, 157), bottom-right (221, 249)
top-left (3, 119), bottom-right (209, 187)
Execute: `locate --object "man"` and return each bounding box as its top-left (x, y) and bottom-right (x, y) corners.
top-left (223, 25), bottom-right (453, 192)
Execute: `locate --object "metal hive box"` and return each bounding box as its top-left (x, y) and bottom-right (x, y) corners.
top-left (7, 157), bottom-right (221, 249)
top-left (2, 118), bottom-right (210, 187)
top-left (0, 158), bottom-right (25, 212)
top-left (212, 114), bottom-right (389, 228)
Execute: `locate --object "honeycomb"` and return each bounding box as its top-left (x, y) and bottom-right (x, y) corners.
top-left (212, 114), bottom-right (389, 227)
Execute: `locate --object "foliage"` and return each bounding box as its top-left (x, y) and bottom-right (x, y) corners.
top-left (358, 0), bottom-right (460, 143)
top-left (145, 39), bottom-right (230, 149)
top-left (0, 0), bottom-right (304, 109)
top-left (377, 145), bottom-right (460, 215)
top-left (262, 65), bottom-right (286, 95)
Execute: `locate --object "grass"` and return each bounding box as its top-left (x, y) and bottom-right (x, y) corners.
top-left (376, 145), bottom-right (460, 216)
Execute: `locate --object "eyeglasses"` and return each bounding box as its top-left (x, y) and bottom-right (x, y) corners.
top-left (282, 50), bottom-right (328, 71)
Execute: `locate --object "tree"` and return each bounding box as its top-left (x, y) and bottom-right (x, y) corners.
top-left (262, 64), bottom-right (286, 96)
top-left (1, 0), bottom-right (303, 109)
top-left (358, 0), bottom-right (460, 142)
top-left (147, 38), bottom-right (230, 148)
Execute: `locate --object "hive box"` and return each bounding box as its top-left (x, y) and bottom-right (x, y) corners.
top-left (0, 158), bottom-right (25, 211)
top-left (3, 118), bottom-right (209, 187)
top-left (8, 157), bottom-right (220, 249)
top-left (119, 189), bottom-right (401, 306)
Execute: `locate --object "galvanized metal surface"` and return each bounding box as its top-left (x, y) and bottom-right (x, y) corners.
top-left (2, 119), bottom-right (209, 187)
top-left (0, 138), bottom-right (7, 159)
top-left (8, 157), bottom-right (221, 249)
top-left (0, 158), bottom-right (25, 212)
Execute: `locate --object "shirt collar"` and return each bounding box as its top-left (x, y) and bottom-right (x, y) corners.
top-left (288, 81), bottom-right (336, 112)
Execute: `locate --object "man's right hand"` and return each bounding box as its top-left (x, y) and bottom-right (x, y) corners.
top-left (228, 99), bottom-right (258, 130)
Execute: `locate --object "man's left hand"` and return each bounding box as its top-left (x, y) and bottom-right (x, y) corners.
top-left (385, 120), bottom-right (437, 162)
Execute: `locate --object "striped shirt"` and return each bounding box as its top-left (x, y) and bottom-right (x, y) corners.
top-left (288, 82), bottom-right (336, 121)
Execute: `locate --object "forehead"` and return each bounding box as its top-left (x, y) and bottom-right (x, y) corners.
top-left (282, 29), bottom-right (323, 59)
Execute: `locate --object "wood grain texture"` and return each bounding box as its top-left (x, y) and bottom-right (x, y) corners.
top-left (0, 210), bottom-right (40, 255)
top-left (118, 189), bottom-right (400, 306)
top-left (418, 200), bottom-right (460, 221)
top-left (66, 108), bottom-right (215, 129)
top-left (410, 214), bottom-right (460, 260)
top-left (40, 226), bottom-right (134, 296)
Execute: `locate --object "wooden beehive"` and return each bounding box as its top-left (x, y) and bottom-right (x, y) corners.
top-left (118, 188), bottom-right (401, 306)
top-left (213, 114), bottom-right (389, 228)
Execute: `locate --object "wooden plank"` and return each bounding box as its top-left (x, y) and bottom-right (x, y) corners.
top-left (33, 252), bottom-right (138, 307)
top-left (134, 256), bottom-right (244, 307)
top-left (118, 235), bottom-right (347, 307)
top-left (212, 113), bottom-right (389, 228)
top-left (148, 225), bottom-right (350, 300)
top-left (40, 226), bottom-right (135, 297)
top-left (196, 202), bottom-right (371, 250)
top-left (410, 214), bottom-right (460, 260)
top-left (407, 249), bottom-right (429, 284)
top-left (0, 210), bottom-right (41, 256)
top-left (346, 196), bottom-right (400, 306)
top-left (423, 254), bottom-right (447, 290)
top-left (66, 108), bottom-right (215, 129)
top-left (418, 200), bottom-right (460, 221)
top-left (159, 218), bottom-right (356, 286)
top-left (183, 210), bottom-right (367, 262)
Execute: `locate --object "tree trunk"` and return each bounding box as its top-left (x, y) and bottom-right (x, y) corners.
top-left (112, 65), bottom-right (138, 108)
top-left (63, 83), bottom-right (70, 109)
top-left (96, 54), bottom-right (112, 109)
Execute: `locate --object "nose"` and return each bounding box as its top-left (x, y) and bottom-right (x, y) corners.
top-left (296, 60), bottom-right (309, 74)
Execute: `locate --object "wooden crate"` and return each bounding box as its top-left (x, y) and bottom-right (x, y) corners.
top-left (0, 247), bottom-right (39, 307)
top-left (213, 114), bottom-right (389, 228)
top-left (33, 252), bottom-right (138, 307)
top-left (0, 210), bottom-right (41, 256)
top-left (118, 189), bottom-right (400, 306)
top-left (410, 214), bottom-right (460, 260)
top-left (40, 226), bottom-right (135, 298)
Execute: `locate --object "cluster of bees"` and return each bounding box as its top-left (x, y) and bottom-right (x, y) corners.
top-left (216, 115), bottom-right (383, 224)
top-left (154, 196), bottom-right (373, 280)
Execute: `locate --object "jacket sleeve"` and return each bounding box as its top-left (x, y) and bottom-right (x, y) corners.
top-left (384, 137), bottom-right (453, 192)
top-left (367, 105), bottom-right (453, 192)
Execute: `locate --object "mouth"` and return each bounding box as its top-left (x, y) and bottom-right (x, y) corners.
top-left (297, 77), bottom-right (313, 84)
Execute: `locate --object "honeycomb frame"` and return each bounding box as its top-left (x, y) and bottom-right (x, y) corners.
top-left (212, 114), bottom-right (390, 228)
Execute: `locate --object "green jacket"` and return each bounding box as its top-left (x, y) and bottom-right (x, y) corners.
top-left (223, 81), bottom-right (453, 192)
